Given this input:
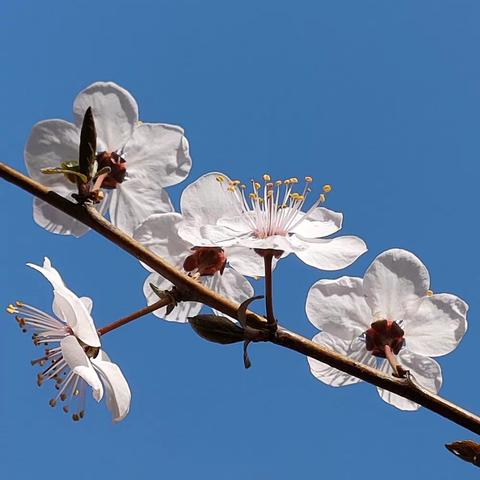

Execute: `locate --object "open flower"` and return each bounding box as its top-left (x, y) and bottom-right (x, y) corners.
top-left (25, 81), bottom-right (191, 236)
top-left (7, 258), bottom-right (131, 422)
top-left (306, 249), bottom-right (468, 410)
top-left (178, 172), bottom-right (367, 276)
top-left (133, 212), bottom-right (254, 322)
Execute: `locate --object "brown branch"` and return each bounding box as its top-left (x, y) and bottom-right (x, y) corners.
top-left (2, 161), bottom-right (480, 435)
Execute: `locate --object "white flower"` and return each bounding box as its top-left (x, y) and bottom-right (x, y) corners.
top-left (133, 212), bottom-right (254, 322)
top-left (7, 258), bottom-right (131, 422)
top-left (25, 81), bottom-right (192, 237)
top-left (178, 172), bottom-right (367, 276)
top-left (305, 249), bottom-right (468, 410)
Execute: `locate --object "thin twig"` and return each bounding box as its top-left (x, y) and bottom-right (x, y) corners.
top-left (2, 161), bottom-right (480, 435)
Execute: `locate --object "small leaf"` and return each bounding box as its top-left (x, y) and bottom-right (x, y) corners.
top-left (79, 106), bottom-right (97, 179)
top-left (446, 441), bottom-right (480, 467)
top-left (40, 167), bottom-right (88, 184)
top-left (189, 314), bottom-right (245, 345)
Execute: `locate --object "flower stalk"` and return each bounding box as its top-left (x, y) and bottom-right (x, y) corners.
top-left (97, 297), bottom-right (173, 336)
top-left (263, 251), bottom-right (277, 330)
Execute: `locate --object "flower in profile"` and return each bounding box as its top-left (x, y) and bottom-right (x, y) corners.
top-left (306, 249), bottom-right (468, 410)
top-left (178, 172), bottom-right (367, 276)
top-left (133, 212), bottom-right (254, 322)
top-left (25, 81), bottom-right (191, 237)
top-left (7, 258), bottom-right (131, 422)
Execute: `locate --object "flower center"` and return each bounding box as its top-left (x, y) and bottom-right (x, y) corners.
top-left (365, 319), bottom-right (405, 358)
top-left (96, 151), bottom-right (127, 189)
top-left (216, 174), bottom-right (331, 239)
top-left (183, 247), bottom-right (227, 276)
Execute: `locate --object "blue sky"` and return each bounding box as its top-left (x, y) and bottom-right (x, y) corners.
top-left (1, 0), bottom-right (480, 478)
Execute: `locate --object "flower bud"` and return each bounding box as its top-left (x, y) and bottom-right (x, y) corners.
top-left (446, 440), bottom-right (480, 467)
top-left (189, 314), bottom-right (246, 345)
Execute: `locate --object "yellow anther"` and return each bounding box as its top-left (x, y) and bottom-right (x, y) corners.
top-left (74, 389), bottom-right (80, 396)
top-left (230, 180), bottom-right (241, 186)
top-left (72, 413), bottom-right (80, 421)
top-left (305, 176), bottom-right (313, 182)
top-left (227, 186), bottom-right (235, 192)
top-left (275, 180), bottom-right (282, 186)
top-left (249, 193), bottom-right (258, 200)
top-left (254, 182), bottom-right (261, 190)
top-left (216, 175), bottom-right (225, 182)
top-left (240, 184), bottom-right (246, 189)
top-left (49, 399), bottom-right (57, 408)
top-left (323, 184), bottom-right (332, 193)
top-left (296, 195), bottom-right (304, 201)
top-left (263, 174), bottom-right (271, 181)
top-left (290, 177), bottom-right (299, 184)
top-left (6, 304), bottom-right (16, 314)
top-left (319, 194), bottom-right (326, 203)
top-left (284, 179), bottom-right (291, 185)
top-left (426, 290), bottom-right (433, 297)
top-left (267, 190), bottom-right (273, 197)
top-left (15, 300), bottom-right (24, 307)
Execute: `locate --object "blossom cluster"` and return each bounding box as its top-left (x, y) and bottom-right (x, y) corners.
top-left (7, 82), bottom-right (468, 422)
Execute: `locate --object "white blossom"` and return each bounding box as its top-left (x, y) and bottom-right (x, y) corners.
top-left (306, 249), bottom-right (468, 410)
top-left (25, 81), bottom-right (191, 237)
top-left (7, 258), bottom-right (131, 422)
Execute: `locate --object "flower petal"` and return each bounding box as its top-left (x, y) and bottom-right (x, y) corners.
top-left (306, 276), bottom-right (371, 341)
top-left (61, 336), bottom-right (103, 401)
top-left (308, 333), bottom-right (376, 387)
top-left (80, 297), bottom-right (93, 314)
top-left (133, 213), bottom-right (191, 267)
top-left (210, 268), bottom-right (254, 318)
top-left (290, 207), bottom-right (343, 238)
top-left (291, 235), bottom-right (367, 270)
top-left (225, 246), bottom-right (277, 277)
top-left (24, 119), bottom-right (80, 190)
top-left (73, 81), bottom-right (138, 150)
top-left (143, 272), bottom-right (202, 322)
top-left (108, 180), bottom-right (173, 236)
top-left (28, 258), bottom-right (100, 347)
top-left (377, 349), bottom-right (442, 411)
top-left (403, 294), bottom-right (468, 357)
top-left (363, 249), bottom-right (430, 322)
top-left (91, 353), bottom-right (131, 423)
top-left (124, 123), bottom-right (192, 187)
top-left (180, 172), bottom-right (240, 226)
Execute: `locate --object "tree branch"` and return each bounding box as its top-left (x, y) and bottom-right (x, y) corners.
top-left (2, 160), bottom-right (480, 435)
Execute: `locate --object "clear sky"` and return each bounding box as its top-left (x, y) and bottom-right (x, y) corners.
top-left (1, 1), bottom-right (480, 478)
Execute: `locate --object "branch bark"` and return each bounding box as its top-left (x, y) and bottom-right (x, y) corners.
top-left (2, 160), bottom-right (480, 435)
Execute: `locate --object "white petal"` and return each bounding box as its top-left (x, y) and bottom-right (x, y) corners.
top-left (308, 333), bottom-right (376, 387)
top-left (291, 235), bottom-right (367, 270)
top-left (306, 277), bottom-right (371, 341)
top-left (108, 179), bottom-right (173, 236)
top-left (33, 190), bottom-right (109, 237)
top-left (24, 119), bottom-right (80, 189)
top-left (28, 258), bottom-right (100, 347)
top-left (403, 294), bottom-right (468, 357)
top-left (27, 257), bottom-right (65, 290)
top-left (291, 207), bottom-right (343, 238)
top-left (143, 272), bottom-right (202, 323)
top-left (133, 213), bottom-right (191, 266)
top-left (180, 172), bottom-right (240, 226)
top-left (61, 336), bottom-right (103, 402)
top-left (124, 123), bottom-right (191, 187)
top-left (225, 246), bottom-right (277, 277)
top-left (73, 81), bottom-right (138, 151)
top-left (80, 297), bottom-right (93, 314)
top-left (363, 249), bottom-right (430, 322)
top-left (91, 353), bottom-right (131, 423)
top-left (377, 349), bottom-right (442, 411)
top-left (210, 268), bottom-right (254, 319)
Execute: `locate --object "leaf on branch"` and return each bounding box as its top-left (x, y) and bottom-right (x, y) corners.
top-left (188, 314), bottom-right (245, 345)
top-left (40, 167), bottom-right (88, 184)
top-left (445, 440), bottom-right (480, 467)
top-left (79, 106), bottom-right (97, 181)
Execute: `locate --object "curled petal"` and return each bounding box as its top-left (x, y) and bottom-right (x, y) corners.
top-left (404, 294), bottom-right (468, 357)
top-left (308, 333), bottom-right (376, 387)
top-left (61, 336), bottom-right (103, 401)
top-left (306, 276), bottom-right (371, 341)
top-left (92, 352), bottom-right (131, 423)
top-left (377, 348), bottom-right (442, 411)
top-left (363, 249), bottom-right (430, 322)
top-left (290, 207), bottom-right (343, 238)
